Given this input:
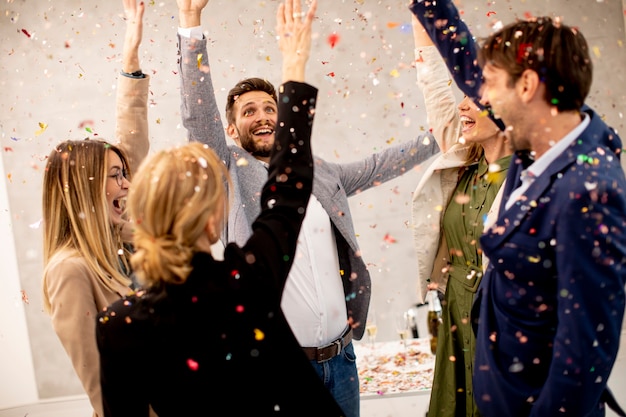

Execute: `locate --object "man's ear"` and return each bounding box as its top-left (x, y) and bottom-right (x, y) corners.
top-left (516, 69), bottom-right (541, 104)
top-left (226, 124), bottom-right (241, 145)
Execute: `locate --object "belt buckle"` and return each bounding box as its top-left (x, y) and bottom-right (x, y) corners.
top-left (316, 338), bottom-right (342, 363)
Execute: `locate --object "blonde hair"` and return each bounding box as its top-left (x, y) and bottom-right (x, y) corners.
top-left (42, 139), bottom-right (132, 313)
top-left (128, 142), bottom-right (230, 288)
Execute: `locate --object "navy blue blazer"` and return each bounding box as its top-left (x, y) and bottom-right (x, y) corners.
top-left (475, 108), bottom-right (626, 416)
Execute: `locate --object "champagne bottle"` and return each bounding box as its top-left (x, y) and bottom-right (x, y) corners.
top-left (426, 290), bottom-right (442, 355)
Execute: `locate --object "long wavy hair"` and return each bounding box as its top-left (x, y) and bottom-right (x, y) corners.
top-left (128, 142), bottom-right (230, 288)
top-left (42, 139), bottom-right (132, 313)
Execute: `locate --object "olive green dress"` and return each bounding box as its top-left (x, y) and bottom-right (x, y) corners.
top-left (427, 154), bottom-right (511, 417)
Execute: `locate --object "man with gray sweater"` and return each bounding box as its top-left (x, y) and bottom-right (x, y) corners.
top-left (176, 1), bottom-right (442, 415)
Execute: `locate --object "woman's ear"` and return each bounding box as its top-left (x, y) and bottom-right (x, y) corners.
top-left (205, 214), bottom-right (219, 244)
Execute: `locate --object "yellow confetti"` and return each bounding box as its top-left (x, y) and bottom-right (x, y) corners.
top-left (254, 328), bottom-right (265, 341)
top-left (197, 53), bottom-right (203, 69)
top-left (236, 158), bottom-right (249, 167)
top-left (35, 122), bottom-right (48, 136)
top-left (592, 46), bottom-right (601, 58)
top-left (389, 69), bottom-right (400, 78)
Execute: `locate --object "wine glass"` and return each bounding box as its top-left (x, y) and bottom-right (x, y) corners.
top-left (365, 310), bottom-right (378, 348)
top-left (395, 312), bottom-right (411, 350)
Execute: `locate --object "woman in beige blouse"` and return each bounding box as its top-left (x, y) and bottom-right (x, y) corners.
top-left (41, 1), bottom-right (151, 416)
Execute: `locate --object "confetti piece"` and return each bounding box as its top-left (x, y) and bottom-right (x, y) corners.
top-left (21, 29), bottom-right (32, 38)
top-left (78, 120), bottom-right (94, 129)
top-left (326, 72), bottom-right (335, 77)
top-left (592, 46), bottom-right (601, 58)
top-left (21, 290), bottom-right (29, 304)
top-left (254, 328), bottom-right (265, 341)
top-left (35, 122), bottom-right (48, 136)
top-left (486, 11), bottom-right (496, 17)
top-left (236, 158), bottom-right (249, 167)
top-left (186, 358), bottom-right (199, 371)
top-left (197, 53), bottom-right (203, 69)
top-left (4, 147), bottom-right (13, 152)
top-left (390, 69), bottom-right (400, 78)
top-left (327, 33), bottom-right (340, 48)
top-left (386, 22), bottom-right (400, 29)
top-left (236, 304), bottom-right (244, 313)
top-left (383, 233), bottom-right (397, 244)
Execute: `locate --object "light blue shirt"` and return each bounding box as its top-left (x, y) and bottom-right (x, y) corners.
top-left (506, 113), bottom-right (590, 210)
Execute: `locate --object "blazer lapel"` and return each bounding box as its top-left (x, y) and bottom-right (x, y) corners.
top-left (484, 140), bottom-right (583, 249)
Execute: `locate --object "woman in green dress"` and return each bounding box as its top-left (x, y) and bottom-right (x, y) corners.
top-left (410, 14), bottom-right (512, 417)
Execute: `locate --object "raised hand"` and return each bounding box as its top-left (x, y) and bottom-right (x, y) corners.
top-left (177, 0), bottom-right (209, 28)
top-left (122, 0), bottom-right (145, 73)
top-left (276, 0), bottom-right (317, 83)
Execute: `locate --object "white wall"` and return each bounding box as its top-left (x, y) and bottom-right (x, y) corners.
top-left (0, 146), bottom-right (38, 407)
top-left (1, 0), bottom-right (625, 409)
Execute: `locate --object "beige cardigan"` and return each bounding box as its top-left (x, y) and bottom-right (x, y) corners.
top-left (44, 74), bottom-right (149, 417)
top-left (411, 47), bottom-right (504, 304)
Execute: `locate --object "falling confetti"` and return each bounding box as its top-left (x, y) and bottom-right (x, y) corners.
top-left (35, 122), bottom-right (48, 136)
top-left (21, 28), bottom-right (32, 38)
top-left (187, 358), bottom-right (199, 371)
top-left (327, 32), bottom-right (340, 48)
top-left (254, 328), bottom-right (265, 341)
top-left (383, 233), bottom-right (397, 244)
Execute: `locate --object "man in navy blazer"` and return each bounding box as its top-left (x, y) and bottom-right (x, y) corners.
top-left (474, 18), bottom-right (626, 416)
top-left (410, 1), bottom-right (626, 416)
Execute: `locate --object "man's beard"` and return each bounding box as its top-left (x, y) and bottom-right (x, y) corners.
top-left (239, 130), bottom-right (273, 158)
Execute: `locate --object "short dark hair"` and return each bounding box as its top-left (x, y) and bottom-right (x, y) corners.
top-left (225, 78), bottom-right (277, 125)
top-left (478, 17), bottom-right (592, 112)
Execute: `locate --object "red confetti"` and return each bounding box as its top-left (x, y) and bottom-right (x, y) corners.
top-left (326, 72), bottom-right (335, 77)
top-left (383, 233), bottom-right (397, 244)
top-left (327, 33), bottom-right (340, 48)
top-left (4, 147), bottom-right (14, 152)
top-left (78, 119), bottom-right (94, 129)
top-left (516, 43), bottom-right (533, 63)
top-left (186, 358), bottom-right (199, 371)
top-left (236, 305), bottom-right (244, 313)
top-left (524, 11), bottom-right (534, 19)
top-left (21, 29), bottom-right (31, 38)
top-left (486, 11), bottom-right (496, 17)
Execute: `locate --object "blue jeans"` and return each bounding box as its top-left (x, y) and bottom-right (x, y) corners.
top-left (310, 341), bottom-right (360, 417)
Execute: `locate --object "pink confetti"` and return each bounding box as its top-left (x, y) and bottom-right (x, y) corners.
top-left (186, 358), bottom-right (199, 371)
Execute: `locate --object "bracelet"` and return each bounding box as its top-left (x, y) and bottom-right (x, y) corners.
top-left (121, 69), bottom-right (145, 78)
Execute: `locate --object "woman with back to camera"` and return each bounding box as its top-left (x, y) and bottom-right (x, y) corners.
top-left (41, 2), bottom-right (152, 416)
top-left (409, 12), bottom-right (512, 417)
top-left (96, 1), bottom-right (345, 415)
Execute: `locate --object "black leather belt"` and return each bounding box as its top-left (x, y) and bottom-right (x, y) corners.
top-left (302, 328), bottom-right (353, 363)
